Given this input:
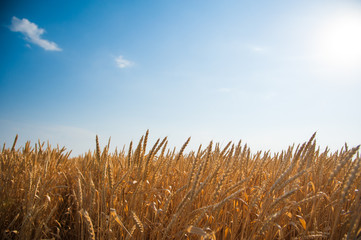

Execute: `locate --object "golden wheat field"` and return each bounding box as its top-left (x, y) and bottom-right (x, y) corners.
top-left (1, 131), bottom-right (360, 240)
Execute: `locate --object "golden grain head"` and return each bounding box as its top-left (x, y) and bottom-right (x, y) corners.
top-left (0, 133), bottom-right (359, 239)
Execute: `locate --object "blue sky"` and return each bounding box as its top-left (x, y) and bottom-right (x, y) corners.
top-left (1, 0), bottom-right (361, 155)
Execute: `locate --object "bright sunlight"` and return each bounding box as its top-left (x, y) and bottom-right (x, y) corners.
top-left (312, 8), bottom-right (361, 73)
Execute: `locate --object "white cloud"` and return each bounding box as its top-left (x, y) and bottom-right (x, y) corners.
top-left (115, 55), bottom-right (133, 68)
top-left (9, 16), bottom-right (62, 51)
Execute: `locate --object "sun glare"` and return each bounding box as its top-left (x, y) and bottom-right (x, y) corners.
top-left (312, 8), bottom-right (361, 73)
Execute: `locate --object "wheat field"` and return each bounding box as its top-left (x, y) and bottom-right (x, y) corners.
top-left (1, 131), bottom-right (360, 239)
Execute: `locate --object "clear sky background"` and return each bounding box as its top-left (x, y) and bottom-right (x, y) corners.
top-left (1, 0), bottom-right (361, 156)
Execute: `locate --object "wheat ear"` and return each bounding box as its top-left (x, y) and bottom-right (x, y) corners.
top-left (79, 209), bottom-right (95, 240)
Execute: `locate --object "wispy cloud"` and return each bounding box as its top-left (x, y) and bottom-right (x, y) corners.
top-left (9, 16), bottom-right (62, 51)
top-left (218, 88), bottom-right (232, 93)
top-left (249, 45), bottom-right (266, 53)
top-left (115, 55), bottom-right (133, 68)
